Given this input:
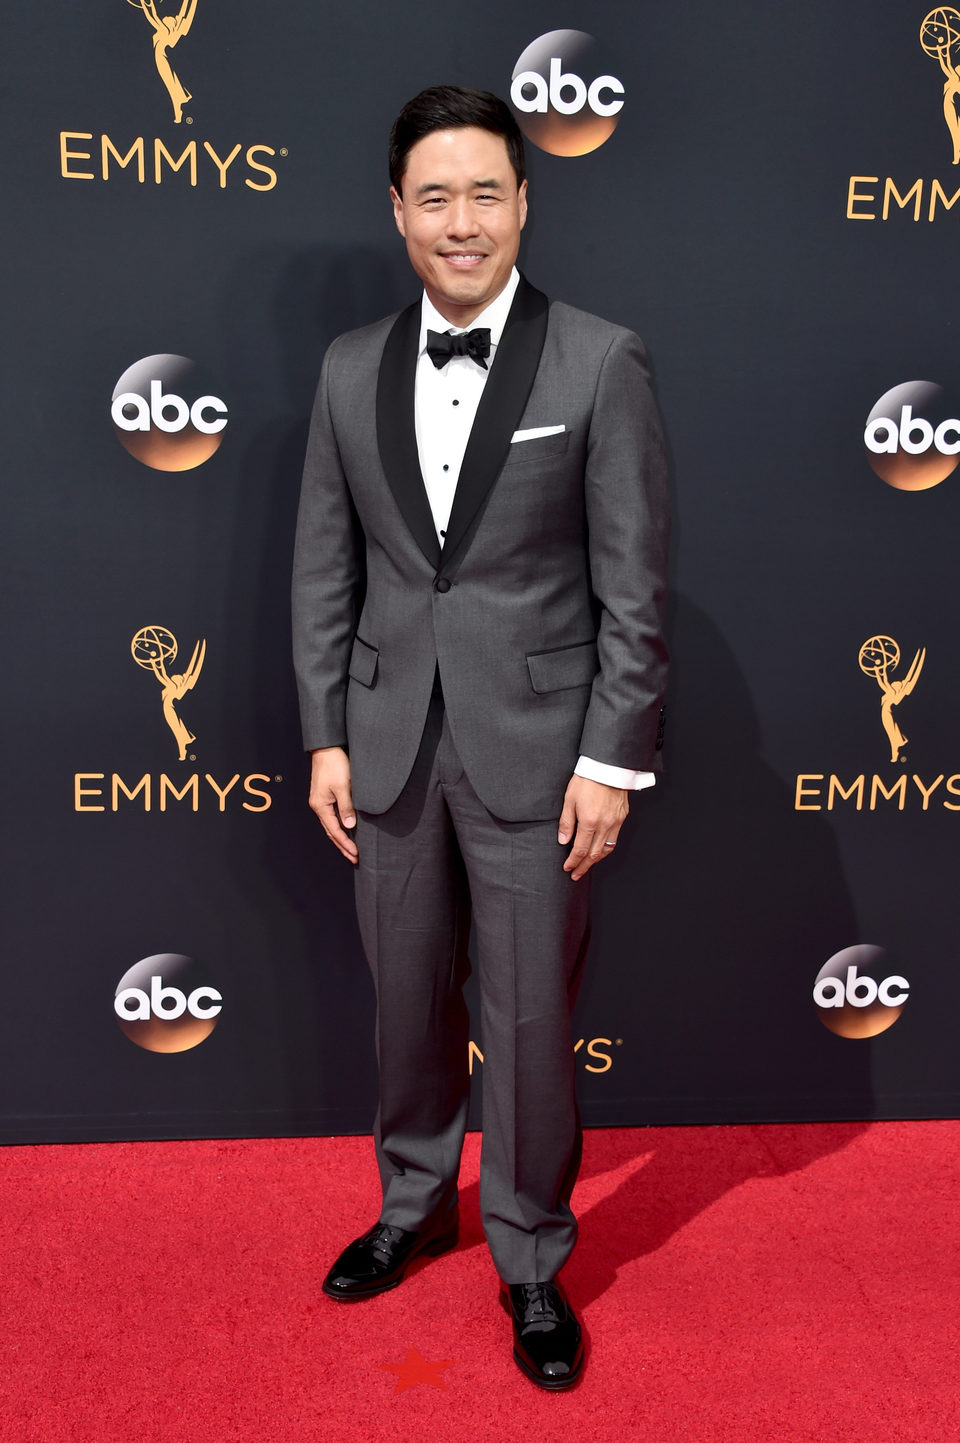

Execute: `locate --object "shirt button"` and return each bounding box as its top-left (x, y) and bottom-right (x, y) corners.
top-left (452, 399), bottom-right (459, 407)
top-left (442, 464), bottom-right (449, 472)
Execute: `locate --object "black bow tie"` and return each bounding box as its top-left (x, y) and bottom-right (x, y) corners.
top-left (425, 327), bottom-right (491, 370)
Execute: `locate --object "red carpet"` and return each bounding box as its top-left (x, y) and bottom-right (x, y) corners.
top-left (2, 1121), bottom-right (958, 1441)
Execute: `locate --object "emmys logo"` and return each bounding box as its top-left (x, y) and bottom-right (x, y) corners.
top-left (845, 9), bottom-right (960, 222)
top-left (813, 945), bottom-right (909, 1039)
top-left (126, 0), bottom-right (198, 126)
top-left (132, 624), bottom-right (205, 761)
top-left (469, 1035), bottom-right (618, 1075)
top-left (57, 2), bottom-right (285, 191)
top-left (920, 7), bottom-right (960, 164)
top-left (864, 381), bottom-right (960, 490)
top-left (794, 637), bottom-right (960, 813)
top-left (111, 355), bottom-right (227, 471)
top-left (114, 953), bottom-right (222, 1052)
top-left (510, 30), bottom-right (624, 156)
top-left (72, 625), bottom-right (279, 814)
top-left (859, 635), bottom-right (925, 764)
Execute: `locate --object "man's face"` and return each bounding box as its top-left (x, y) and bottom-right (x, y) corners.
top-left (390, 126), bottom-right (527, 327)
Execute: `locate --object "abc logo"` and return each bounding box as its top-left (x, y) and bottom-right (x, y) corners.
top-left (813, 945), bottom-right (909, 1039)
top-left (114, 953), bottom-right (222, 1053)
top-left (111, 354), bottom-right (228, 472)
top-left (510, 30), bottom-right (625, 157)
top-left (863, 380), bottom-right (960, 490)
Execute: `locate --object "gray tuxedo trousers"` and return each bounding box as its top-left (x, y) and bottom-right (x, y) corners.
top-left (292, 279), bottom-right (669, 1282)
top-left (356, 679), bottom-right (590, 1282)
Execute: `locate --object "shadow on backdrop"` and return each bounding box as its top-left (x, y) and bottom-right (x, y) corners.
top-left (577, 590), bottom-right (869, 1126)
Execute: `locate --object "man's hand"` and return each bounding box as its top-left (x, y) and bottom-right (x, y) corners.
top-left (308, 746), bottom-right (358, 864)
top-left (558, 775), bottom-right (629, 881)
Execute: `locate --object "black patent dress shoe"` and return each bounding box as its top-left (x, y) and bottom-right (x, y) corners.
top-left (322, 1215), bottom-right (459, 1301)
top-left (500, 1279), bottom-right (584, 1389)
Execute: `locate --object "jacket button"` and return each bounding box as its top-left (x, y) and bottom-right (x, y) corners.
top-left (435, 577), bottom-right (451, 593)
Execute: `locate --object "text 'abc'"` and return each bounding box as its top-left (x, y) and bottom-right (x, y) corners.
top-left (112, 381), bottom-right (227, 435)
top-left (813, 965), bottom-right (909, 1010)
top-left (864, 405), bottom-right (960, 457)
top-left (115, 975), bottom-right (222, 1022)
top-left (510, 60), bottom-right (624, 117)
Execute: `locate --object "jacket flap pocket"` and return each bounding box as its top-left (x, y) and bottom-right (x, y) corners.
top-left (348, 636), bottom-right (379, 688)
top-left (526, 640), bottom-right (599, 694)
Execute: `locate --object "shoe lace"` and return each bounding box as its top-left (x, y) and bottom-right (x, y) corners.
top-left (518, 1282), bottom-right (562, 1329)
top-left (364, 1223), bottom-right (405, 1259)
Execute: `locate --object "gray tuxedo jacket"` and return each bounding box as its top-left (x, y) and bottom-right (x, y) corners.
top-left (292, 276), bottom-right (669, 822)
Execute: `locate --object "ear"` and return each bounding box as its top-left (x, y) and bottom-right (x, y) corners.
top-left (390, 185), bottom-right (406, 238)
top-left (517, 179), bottom-right (528, 232)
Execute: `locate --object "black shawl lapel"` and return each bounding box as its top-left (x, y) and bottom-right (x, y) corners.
top-left (440, 277), bottom-right (550, 575)
top-left (375, 277), bottom-right (550, 576)
top-left (376, 300), bottom-right (441, 570)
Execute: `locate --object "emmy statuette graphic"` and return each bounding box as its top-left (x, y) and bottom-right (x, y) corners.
top-left (858, 635), bottom-right (925, 764)
top-left (921, 6), bottom-right (960, 164)
top-left (131, 624), bottom-right (206, 760)
top-left (126, 0), bottom-right (199, 124)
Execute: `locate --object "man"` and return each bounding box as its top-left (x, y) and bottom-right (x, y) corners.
top-left (292, 85), bottom-right (668, 1389)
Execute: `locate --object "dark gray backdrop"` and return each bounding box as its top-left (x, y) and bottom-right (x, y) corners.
top-left (2, 2), bottom-right (957, 1142)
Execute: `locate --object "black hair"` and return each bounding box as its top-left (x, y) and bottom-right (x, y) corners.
top-left (389, 85), bottom-right (526, 193)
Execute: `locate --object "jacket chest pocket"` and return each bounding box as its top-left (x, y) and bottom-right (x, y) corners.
top-left (504, 430), bottom-right (571, 467)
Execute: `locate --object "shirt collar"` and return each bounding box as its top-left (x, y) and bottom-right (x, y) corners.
top-left (418, 267), bottom-right (520, 355)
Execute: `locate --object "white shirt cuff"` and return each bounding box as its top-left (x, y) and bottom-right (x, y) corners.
top-left (575, 756), bottom-right (656, 791)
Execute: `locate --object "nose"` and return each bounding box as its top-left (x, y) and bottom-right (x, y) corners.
top-left (444, 197), bottom-right (480, 239)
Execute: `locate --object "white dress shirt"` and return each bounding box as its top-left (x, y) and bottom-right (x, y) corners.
top-left (414, 268), bottom-right (654, 794)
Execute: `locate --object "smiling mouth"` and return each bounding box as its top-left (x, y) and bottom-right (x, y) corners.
top-left (440, 253), bottom-right (487, 267)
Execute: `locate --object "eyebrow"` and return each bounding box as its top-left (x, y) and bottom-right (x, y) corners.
top-left (414, 178), bottom-right (505, 196)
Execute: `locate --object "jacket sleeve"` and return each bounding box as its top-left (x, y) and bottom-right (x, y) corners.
top-left (577, 328), bottom-right (670, 772)
top-left (291, 339), bottom-right (365, 751)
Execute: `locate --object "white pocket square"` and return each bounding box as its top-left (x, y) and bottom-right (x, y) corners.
top-left (511, 425), bottom-right (566, 442)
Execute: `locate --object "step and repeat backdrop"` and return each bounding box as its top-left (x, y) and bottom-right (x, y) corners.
top-left (3, 2), bottom-right (959, 1142)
